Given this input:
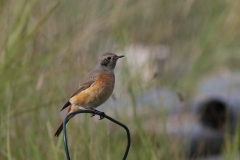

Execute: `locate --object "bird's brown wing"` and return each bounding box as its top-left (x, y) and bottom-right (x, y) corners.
top-left (60, 71), bottom-right (100, 111)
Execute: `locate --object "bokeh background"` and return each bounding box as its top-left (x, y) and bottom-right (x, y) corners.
top-left (1, 0), bottom-right (240, 159)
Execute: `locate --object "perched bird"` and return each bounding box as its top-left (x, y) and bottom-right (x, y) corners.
top-left (54, 53), bottom-right (124, 137)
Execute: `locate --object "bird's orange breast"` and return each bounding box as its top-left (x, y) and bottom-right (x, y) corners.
top-left (70, 73), bottom-right (115, 108)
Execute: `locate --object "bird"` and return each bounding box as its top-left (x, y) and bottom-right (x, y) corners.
top-left (54, 53), bottom-right (124, 137)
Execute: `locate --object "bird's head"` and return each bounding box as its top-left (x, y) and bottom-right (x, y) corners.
top-left (96, 53), bottom-right (124, 71)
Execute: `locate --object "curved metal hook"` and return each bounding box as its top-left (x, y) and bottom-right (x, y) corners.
top-left (62, 110), bottom-right (131, 160)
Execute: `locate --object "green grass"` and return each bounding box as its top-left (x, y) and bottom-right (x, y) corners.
top-left (1, 0), bottom-right (240, 159)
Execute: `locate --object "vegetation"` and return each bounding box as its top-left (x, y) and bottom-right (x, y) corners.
top-left (1, 0), bottom-right (240, 159)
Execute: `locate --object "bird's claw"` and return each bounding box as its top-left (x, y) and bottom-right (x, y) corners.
top-left (99, 112), bottom-right (105, 120)
top-left (91, 109), bottom-right (105, 120)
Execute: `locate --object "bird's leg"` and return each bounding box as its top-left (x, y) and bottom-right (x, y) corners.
top-left (82, 106), bottom-right (96, 117)
top-left (92, 109), bottom-right (105, 120)
top-left (86, 107), bottom-right (105, 120)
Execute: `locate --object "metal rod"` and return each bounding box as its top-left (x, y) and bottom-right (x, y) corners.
top-left (62, 110), bottom-right (131, 160)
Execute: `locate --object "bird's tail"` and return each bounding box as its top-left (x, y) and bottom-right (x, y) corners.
top-left (54, 120), bottom-right (68, 137)
top-left (54, 105), bottom-right (72, 137)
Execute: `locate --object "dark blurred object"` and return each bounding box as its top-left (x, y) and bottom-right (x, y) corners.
top-left (197, 97), bottom-right (236, 133)
top-left (188, 97), bottom-right (238, 158)
top-left (199, 99), bottom-right (227, 130)
top-left (187, 73), bottom-right (240, 158)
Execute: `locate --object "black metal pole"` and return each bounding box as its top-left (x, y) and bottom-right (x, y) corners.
top-left (62, 110), bottom-right (131, 160)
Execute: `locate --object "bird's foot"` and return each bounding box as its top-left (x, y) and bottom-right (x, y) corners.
top-left (99, 112), bottom-right (105, 120)
top-left (92, 109), bottom-right (105, 120)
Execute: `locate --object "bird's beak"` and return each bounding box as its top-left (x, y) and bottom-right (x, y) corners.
top-left (117, 55), bottom-right (124, 59)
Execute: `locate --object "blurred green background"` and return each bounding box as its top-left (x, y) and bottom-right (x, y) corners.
top-left (1, 0), bottom-right (240, 159)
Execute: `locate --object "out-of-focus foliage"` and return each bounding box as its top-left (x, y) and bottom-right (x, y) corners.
top-left (1, 0), bottom-right (240, 159)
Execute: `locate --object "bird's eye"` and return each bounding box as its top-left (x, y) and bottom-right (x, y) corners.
top-left (107, 57), bottom-right (111, 60)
